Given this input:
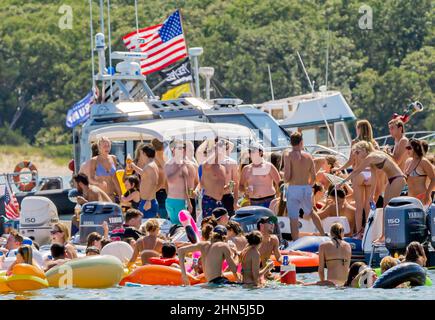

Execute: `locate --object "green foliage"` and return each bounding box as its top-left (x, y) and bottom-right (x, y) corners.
top-left (0, 0), bottom-right (433, 143)
top-left (0, 127), bottom-right (28, 145)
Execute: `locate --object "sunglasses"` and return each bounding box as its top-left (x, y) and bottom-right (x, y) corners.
top-left (406, 146), bottom-right (412, 150)
top-left (50, 230), bottom-right (61, 235)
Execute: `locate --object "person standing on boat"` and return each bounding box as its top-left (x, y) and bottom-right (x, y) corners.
top-left (404, 139), bottom-right (435, 206)
top-left (201, 140), bottom-right (227, 218)
top-left (337, 141), bottom-right (406, 243)
top-left (131, 144), bottom-right (160, 218)
top-left (317, 223), bottom-right (352, 286)
top-left (335, 120), bottom-right (384, 238)
top-left (239, 143), bottom-right (281, 209)
top-left (89, 137), bottom-right (122, 202)
top-left (283, 132), bottom-right (326, 240)
top-left (164, 140), bottom-right (193, 225)
top-left (152, 138), bottom-right (168, 219)
top-left (388, 118), bottom-right (409, 171)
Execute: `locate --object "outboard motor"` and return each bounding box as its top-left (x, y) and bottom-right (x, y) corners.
top-left (230, 206), bottom-right (282, 242)
top-left (79, 202), bottom-right (123, 245)
top-left (385, 197), bottom-right (427, 255)
top-left (19, 196), bottom-right (59, 246)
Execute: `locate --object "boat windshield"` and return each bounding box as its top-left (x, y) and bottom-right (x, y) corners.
top-left (207, 114), bottom-right (290, 148)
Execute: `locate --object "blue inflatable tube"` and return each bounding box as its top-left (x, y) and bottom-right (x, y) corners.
top-left (373, 262), bottom-right (426, 289)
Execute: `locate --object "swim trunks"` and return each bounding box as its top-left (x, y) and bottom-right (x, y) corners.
top-left (138, 199), bottom-right (159, 218)
top-left (202, 194), bottom-right (222, 218)
top-left (286, 185), bottom-right (312, 220)
top-left (249, 195), bottom-right (275, 208)
top-left (165, 198), bottom-right (187, 225)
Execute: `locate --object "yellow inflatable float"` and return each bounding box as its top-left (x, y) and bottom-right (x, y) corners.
top-left (0, 264), bottom-right (48, 293)
top-left (45, 255), bottom-right (124, 289)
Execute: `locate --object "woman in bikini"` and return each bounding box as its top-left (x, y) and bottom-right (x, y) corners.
top-left (404, 139), bottom-right (434, 206)
top-left (335, 120), bottom-right (381, 238)
top-left (240, 231), bottom-right (274, 286)
top-left (89, 136), bottom-right (122, 202)
top-left (338, 140), bottom-right (406, 243)
top-left (317, 223), bottom-right (352, 286)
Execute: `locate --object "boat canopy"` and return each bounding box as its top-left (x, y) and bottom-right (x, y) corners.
top-left (88, 119), bottom-right (254, 143)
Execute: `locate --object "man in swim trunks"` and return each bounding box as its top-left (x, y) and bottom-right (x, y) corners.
top-left (164, 140), bottom-right (193, 225)
top-left (152, 139), bottom-right (168, 219)
top-left (283, 132), bottom-right (326, 240)
top-left (178, 225), bottom-right (239, 285)
top-left (239, 143), bottom-right (281, 208)
top-left (201, 140), bottom-right (227, 218)
top-left (257, 217), bottom-right (281, 275)
top-left (388, 118), bottom-right (409, 171)
top-left (131, 144), bottom-right (160, 218)
top-left (73, 173), bottom-right (112, 205)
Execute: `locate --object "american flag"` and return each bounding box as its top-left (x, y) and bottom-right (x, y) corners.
top-left (122, 10), bottom-right (188, 75)
top-left (4, 183), bottom-right (20, 220)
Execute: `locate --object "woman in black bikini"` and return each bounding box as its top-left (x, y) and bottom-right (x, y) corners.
top-left (338, 141), bottom-right (406, 243)
top-left (404, 139), bottom-right (434, 206)
top-left (317, 223), bottom-right (352, 286)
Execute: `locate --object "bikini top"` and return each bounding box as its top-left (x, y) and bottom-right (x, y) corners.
top-left (95, 158), bottom-right (116, 177)
top-left (374, 158), bottom-right (387, 170)
top-left (325, 238), bottom-right (349, 266)
top-left (406, 159), bottom-right (428, 178)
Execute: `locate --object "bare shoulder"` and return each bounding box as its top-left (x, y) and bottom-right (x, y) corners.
top-left (271, 234), bottom-right (279, 244)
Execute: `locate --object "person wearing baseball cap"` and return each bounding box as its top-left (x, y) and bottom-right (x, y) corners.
top-left (257, 216), bottom-right (281, 278)
top-left (212, 207), bottom-right (230, 226)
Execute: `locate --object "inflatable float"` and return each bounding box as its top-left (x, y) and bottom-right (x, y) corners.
top-left (373, 262), bottom-right (427, 289)
top-left (46, 255), bottom-right (124, 289)
top-left (100, 241), bottom-right (134, 264)
top-left (0, 264), bottom-right (48, 293)
top-left (374, 266), bottom-right (432, 287)
top-left (272, 251), bottom-right (319, 273)
top-left (179, 210), bottom-right (200, 243)
top-left (119, 264), bottom-right (238, 286)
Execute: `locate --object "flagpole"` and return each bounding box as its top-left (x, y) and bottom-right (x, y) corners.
top-left (89, 0), bottom-right (95, 88)
top-left (178, 9), bottom-right (196, 95)
top-left (107, 0), bottom-right (113, 100)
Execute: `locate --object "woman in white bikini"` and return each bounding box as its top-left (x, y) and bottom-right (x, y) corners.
top-left (335, 120), bottom-right (380, 238)
top-left (338, 141), bottom-right (406, 243)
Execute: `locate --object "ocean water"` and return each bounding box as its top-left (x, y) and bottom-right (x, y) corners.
top-left (1, 271), bottom-right (434, 300)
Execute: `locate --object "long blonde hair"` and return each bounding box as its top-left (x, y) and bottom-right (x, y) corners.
top-left (353, 140), bottom-right (375, 154)
top-left (356, 120), bottom-right (376, 145)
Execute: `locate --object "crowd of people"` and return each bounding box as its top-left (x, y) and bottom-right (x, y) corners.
top-left (0, 117), bottom-right (433, 287)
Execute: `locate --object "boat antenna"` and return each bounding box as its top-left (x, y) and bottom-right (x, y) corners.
top-left (267, 64), bottom-right (275, 101)
top-left (107, 0), bottom-right (113, 99)
top-left (134, 0), bottom-right (139, 35)
top-left (325, 26), bottom-right (330, 90)
top-left (89, 0), bottom-right (95, 88)
top-left (296, 51), bottom-right (337, 148)
top-left (99, 0), bottom-right (104, 34)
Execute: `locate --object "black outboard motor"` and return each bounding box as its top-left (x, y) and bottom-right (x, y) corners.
top-left (230, 206), bottom-right (283, 243)
top-left (79, 202), bottom-right (123, 244)
top-left (385, 197), bottom-right (427, 255)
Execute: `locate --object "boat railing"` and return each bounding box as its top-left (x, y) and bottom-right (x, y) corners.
top-left (375, 131), bottom-right (435, 147)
